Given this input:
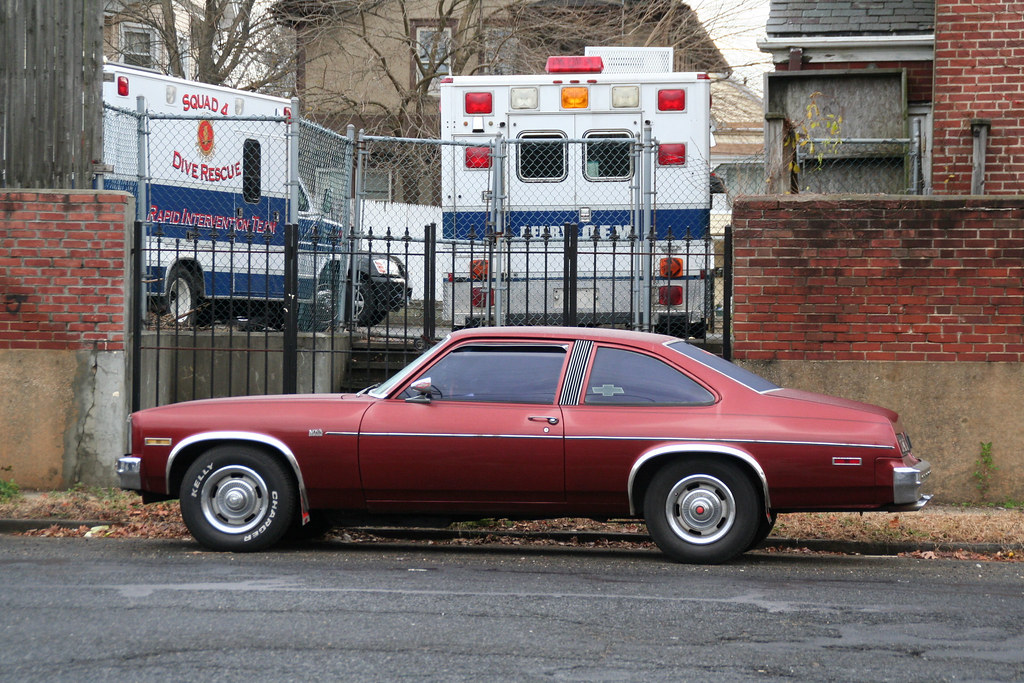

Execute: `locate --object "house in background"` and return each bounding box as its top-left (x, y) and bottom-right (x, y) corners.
top-left (757, 0), bottom-right (934, 194)
top-left (759, 0), bottom-right (1024, 196)
top-left (284, 0), bottom-right (731, 137)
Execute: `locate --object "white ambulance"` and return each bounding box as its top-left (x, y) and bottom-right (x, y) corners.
top-left (438, 47), bottom-right (714, 336)
top-left (101, 63), bottom-right (408, 328)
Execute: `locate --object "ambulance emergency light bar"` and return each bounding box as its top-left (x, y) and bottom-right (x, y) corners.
top-left (111, 70), bottom-right (253, 116)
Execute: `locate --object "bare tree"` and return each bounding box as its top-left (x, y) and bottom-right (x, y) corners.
top-left (104, 0), bottom-right (297, 94)
top-left (277, 0), bottom-right (766, 138)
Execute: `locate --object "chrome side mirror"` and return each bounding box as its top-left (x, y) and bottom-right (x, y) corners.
top-left (406, 377), bottom-right (433, 404)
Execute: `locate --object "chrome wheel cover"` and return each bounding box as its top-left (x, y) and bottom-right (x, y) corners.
top-left (198, 465), bottom-right (269, 535)
top-left (664, 474), bottom-right (735, 545)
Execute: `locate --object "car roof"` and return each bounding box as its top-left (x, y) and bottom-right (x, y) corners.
top-left (448, 326), bottom-right (681, 346)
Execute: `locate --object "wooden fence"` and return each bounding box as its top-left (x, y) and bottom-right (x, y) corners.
top-left (0, 0), bottom-right (104, 189)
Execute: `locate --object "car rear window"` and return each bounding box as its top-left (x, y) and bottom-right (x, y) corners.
top-left (667, 341), bottom-right (780, 393)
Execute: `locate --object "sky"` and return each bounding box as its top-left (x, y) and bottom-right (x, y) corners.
top-left (693, 0), bottom-right (773, 90)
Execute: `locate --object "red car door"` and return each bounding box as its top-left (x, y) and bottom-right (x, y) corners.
top-left (357, 342), bottom-right (569, 511)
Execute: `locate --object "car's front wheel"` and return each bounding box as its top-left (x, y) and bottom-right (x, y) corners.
top-left (643, 458), bottom-right (759, 564)
top-left (179, 445), bottom-right (296, 552)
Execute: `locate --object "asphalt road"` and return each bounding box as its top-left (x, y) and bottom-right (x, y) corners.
top-left (2, 536), bottom-right (1022, 682)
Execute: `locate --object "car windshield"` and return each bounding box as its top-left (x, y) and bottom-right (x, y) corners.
top-left (367, 337), bottom-right (449, 398)
top-left (666, 341), bottom-right (780, 393)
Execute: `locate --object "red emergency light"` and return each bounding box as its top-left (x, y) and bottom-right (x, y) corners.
top-left (658, 143), bottom-right (686, 166)
top-left (545, 56), bottom-right (604, 74)
top-left (659, 286), bottom-right (684, 306)
top-left (465, 146), bottom-right (491, 168)
top-left (465, 92), bottom-right (492, 115)
top-left (658, 89), bottom-right (685, 111)
top-left (117, 75), bottom-right (129, 97)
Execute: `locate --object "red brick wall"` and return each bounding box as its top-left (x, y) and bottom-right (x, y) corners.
top-left (931, 0), bottom-right (1024, 194)
top-left (0, 191), bottom-right (131, 351)
top-left (775, 60), bottom-right (934, 104)
top-left (732, 196), bottom-right (1024, 362)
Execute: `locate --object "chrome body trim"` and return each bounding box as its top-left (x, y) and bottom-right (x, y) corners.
top-left (352, 430), bottom-right (891, 451)
top-left (627, 443), bottom-right (771, 516)
top-left (116, 456), bottom-right (142, 490)
top-left (165, 431), bottom-right (310, 518)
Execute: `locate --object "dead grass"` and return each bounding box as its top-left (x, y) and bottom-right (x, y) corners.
top-left (3, 488), bottom-right (1022, 560)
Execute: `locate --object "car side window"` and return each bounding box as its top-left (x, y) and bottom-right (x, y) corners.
top-left (584, 346), bottom-right (714, 405)
top-left (401, 344), bottom-right (567, 404)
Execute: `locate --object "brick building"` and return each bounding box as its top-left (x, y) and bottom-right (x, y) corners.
top-left (759, 0), bottom-right (1024, 196)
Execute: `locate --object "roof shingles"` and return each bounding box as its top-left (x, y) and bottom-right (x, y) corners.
top-left (767, 0), bottom-right (934, 37)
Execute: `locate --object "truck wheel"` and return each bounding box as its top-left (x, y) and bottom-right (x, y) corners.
top-left (166, 266), bottom-right (200, 325)
top-left (643, 458), bottom-right (758, 564)
top-left (179, 445), bottom-right (296, 552)
top-left (353, 279), bottom-right (386, 326)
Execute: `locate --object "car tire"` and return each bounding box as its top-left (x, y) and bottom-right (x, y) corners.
top-left (282, 510), bottom-right (333, 542)
top-left (166, 266), bottom-right (200, 326)
top-left (179, 445), bottom-right (296, 552)
top-left (643, 458), bottom-right (759, 564)
top-left (748, 511), bottom-right (778, 550)
top-left (353, 279), bottom-right (386, 327)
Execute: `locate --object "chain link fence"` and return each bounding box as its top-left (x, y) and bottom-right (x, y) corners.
top-left (106, 104), bottom-right (719, 405)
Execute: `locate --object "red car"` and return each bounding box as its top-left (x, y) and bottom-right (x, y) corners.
top-left (117, 327), bottom-right (931, 564)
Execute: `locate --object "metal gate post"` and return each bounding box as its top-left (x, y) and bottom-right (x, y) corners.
top-left (723, 223), bottom-right (733, 361)
top-left (424, 222), bottom-right (437, 342)
top-left (640, 125), bottom-right (654, 331)
top-left (130, 220), bottom-right (143, 413)
top-left (563, 222), bottom-right (578, 326)
top-left (631, 137), bottom-right (643, 330)
top-left (283, 223), bottom-right (299, 393)
top-left (491, 136), bottom-right (505, 326)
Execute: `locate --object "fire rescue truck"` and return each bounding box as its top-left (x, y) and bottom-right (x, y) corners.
top-left (438, 47), bottom-right (714, 336)
top-left (101, 63), bottom-right (408, 329)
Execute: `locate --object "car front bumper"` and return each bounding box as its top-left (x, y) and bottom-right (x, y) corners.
top-left (116, 456), bottom-right (142, 491)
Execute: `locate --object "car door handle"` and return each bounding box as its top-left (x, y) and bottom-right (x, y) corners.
top-left (528, 416), bottom-right (559, 425)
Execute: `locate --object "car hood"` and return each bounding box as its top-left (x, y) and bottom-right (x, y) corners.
top-left (767, 388), bottom-right (899, 423)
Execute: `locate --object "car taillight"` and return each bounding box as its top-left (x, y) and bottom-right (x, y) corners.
top-left (465, 92), bottom-right (492, 115)
top-left (117, 76), bottom-right (129, 97)
top-left (465, 147), bottom-right (491, 168)
top-left (658, 143), bottom-right (686, 166)
top-left (471, 287), bottom-right (493, 308)
top-left (659, 286), bottom-right (683, 306)
top-left (658, 89), bottom-right (685, 111)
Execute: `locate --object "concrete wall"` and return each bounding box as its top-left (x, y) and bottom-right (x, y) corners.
top-left (733, 195), bottom-right (1024, 503)
top-left (0, 191), bottom-right (132, 488)
top-left (138, 331), bottom-right (350, 409)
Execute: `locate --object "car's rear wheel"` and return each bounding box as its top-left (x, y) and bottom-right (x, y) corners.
top-left (179, 445), bottom-right (296, 552)
top-left (643, 458), bottom-right (758, 564)
top-left (748, 511), bottom-right (778, 550)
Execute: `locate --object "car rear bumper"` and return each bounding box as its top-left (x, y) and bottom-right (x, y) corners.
top-left (885, 459), bottom-right (932, 511)
top-left (116, 456), bottom-right (142, 491)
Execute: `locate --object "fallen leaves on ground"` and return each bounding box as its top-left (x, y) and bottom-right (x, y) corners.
top-left (4, 488), bottom-right (1023, 562)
